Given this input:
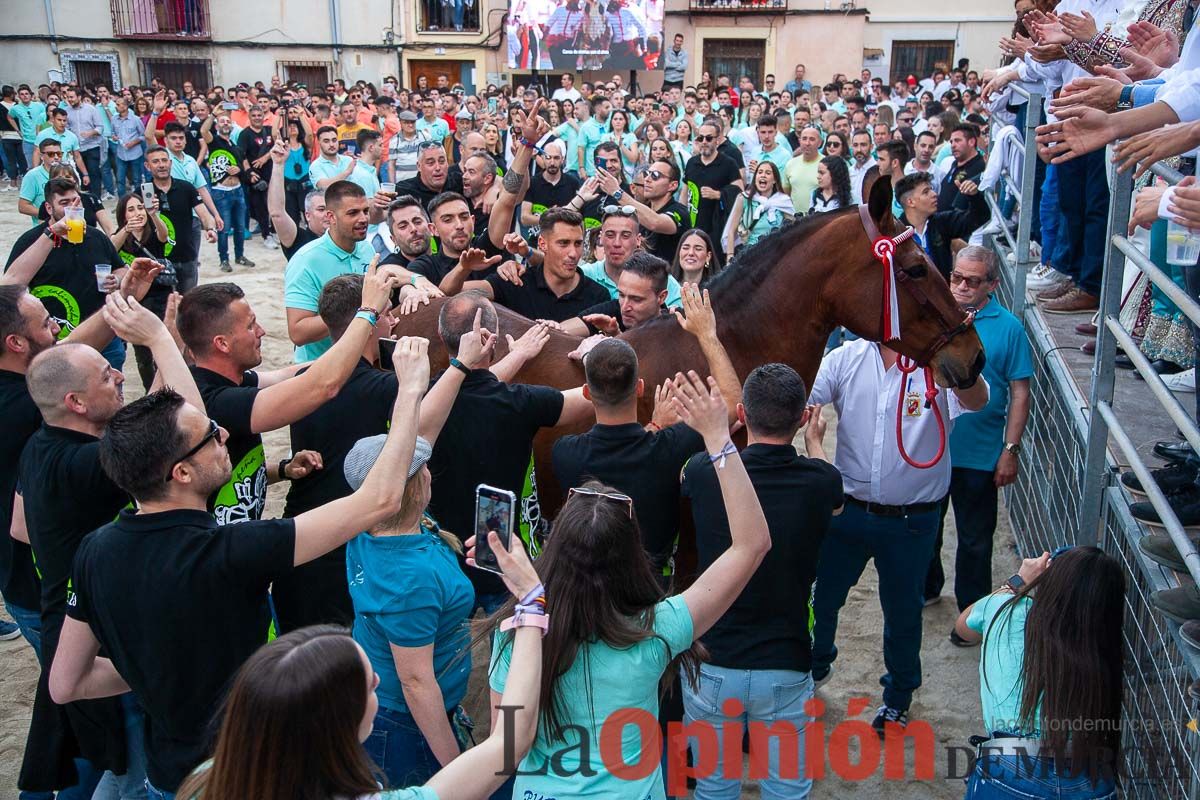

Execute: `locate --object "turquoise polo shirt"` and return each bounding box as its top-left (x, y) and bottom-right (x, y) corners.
top-left (308, 153), bottom-right (354, 186)
top-left (35, 127), bottom-right (80, 157)
top-left (948, 298), bottom-right (1033, 471)
top-left (284, 232), bottom-right (376, 362)
top-left (19, 166), bottom-right (51, 225)
top-left (579, 118), bottom-right (610, 176)
top-left (169, 150), bottom-right (207, 188)
top-left (349, 160), bottom-right (381, 236)
top-left (580, 260), bottom-right (683, 309)
top-left (10, 101), bottom-right (47, 142)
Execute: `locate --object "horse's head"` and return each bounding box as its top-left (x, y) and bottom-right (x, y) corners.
top-left (845, 176), bottom-right (986, 389)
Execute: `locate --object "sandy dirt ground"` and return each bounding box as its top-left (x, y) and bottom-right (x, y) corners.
top-left (0, 196), bottom-right (1019, 798)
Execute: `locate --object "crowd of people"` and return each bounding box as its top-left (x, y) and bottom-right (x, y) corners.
top-left (11, 0), bottom-right (1200, 792)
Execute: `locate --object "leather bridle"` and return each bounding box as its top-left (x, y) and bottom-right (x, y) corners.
top-left (858, 204), bottom-right (976, 366)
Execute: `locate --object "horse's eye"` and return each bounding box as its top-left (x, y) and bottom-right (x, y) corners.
top-left (904, 263), bottom-right (928, 278)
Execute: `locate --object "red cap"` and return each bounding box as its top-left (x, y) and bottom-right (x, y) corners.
top-left (906, 75), bottom-right (917, 85)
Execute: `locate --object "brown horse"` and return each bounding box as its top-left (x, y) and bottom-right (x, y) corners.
top-left (396, 177), bottom-right (984, 517)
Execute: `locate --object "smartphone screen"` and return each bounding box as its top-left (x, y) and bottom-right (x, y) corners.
top-left (378, 338), bottom-right (396, 371)
top-left (223, 101), bottom-right (239, 111)
top-left (474, 484), bottom-right (516, 574)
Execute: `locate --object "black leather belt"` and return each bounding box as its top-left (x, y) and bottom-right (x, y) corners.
top-left (846, 496), bottom-right (941, 517)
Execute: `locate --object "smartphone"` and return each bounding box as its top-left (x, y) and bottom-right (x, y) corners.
top-left (140, 182), bottom-right (155, 203)
top-left (474, 484), bottom-right (516, 575)
top-left (222, 101), bottom-right (239, 111)
top-left (378, 337), bottom-right (396, 371)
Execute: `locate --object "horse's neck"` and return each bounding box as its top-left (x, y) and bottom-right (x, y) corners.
top-left (712, 283), bottom-right (834, 387)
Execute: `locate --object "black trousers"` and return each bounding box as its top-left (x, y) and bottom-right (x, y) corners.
top-left (245, 183), bottom-right (272, 238)
top-left (925, 467), bottom-right (999, 611)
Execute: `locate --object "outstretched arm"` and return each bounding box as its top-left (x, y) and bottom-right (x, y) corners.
top-left (673, 284), bottom-right (742, 422)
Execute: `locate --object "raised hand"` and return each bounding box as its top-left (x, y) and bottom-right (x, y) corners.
top-left (670, 370), bottom-right (729, 446)
top-left (650, 379), bottom-right (681, 429)
top-left (1113, 120), bottom-right (1200, 179)
top-left (456, 308), bottom-right (498, 369)
top-left (101, 292), bottom-right (168, 347)
top-left (391, 336), bottom-right (431, 395)
top-left (270, 140), bottom-right (288, 166)
top-left (803, 403), bottom-right (827, 450)
top-left (506, 322), bottom-right (551, 362)
top-left (581, 313), bottom-right (619, 336)
top-left (1058, 10), bottom-right (1097, 40)
top-left (672, 283), bottom-right (717, 341)
top-left (497, 259), bottom-right (526, 286)
top-left (460, 247), bottom-right (503, 273)
top-left (502, 231), bottom-right (531, 259)
top-left (361, 255), bottom-right (398, 313)
top-left (596, 168), bottom-right (622, 196)
top-left (1128, 21), bottom-right (1180, 67)
top-left (284, 450), bottom-right (323, 479)
top-left (465, 530), bottom-right (540, 598)
top-left (119, 257), bottom-right (163, 302)
top-left (1035, 105), bottom-right (1116, 164)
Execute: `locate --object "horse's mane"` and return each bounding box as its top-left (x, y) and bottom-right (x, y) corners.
top-left (704, 206), bottom-right (859, 304)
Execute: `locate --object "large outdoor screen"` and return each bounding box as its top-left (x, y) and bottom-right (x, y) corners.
top-left (506, 0), bottom-right (665, 71)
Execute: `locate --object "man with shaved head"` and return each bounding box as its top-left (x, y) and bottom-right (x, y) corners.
top-left (17, 293), bottom-right (199, 795)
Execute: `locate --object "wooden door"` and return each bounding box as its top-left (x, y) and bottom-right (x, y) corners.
top-left (408, 60), bottom-right (461, 91)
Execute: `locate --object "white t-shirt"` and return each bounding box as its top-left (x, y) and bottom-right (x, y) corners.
top-left (552, 87), bottom-right (582, 102)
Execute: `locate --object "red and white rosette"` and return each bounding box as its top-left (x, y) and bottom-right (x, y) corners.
top-left (870, 226), bottom-right (916, 343)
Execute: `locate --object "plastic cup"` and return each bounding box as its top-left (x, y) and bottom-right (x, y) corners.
top-left (1167, 220), bottom-right (1200, 267)
top-left (380, 182), bottom-right (397, 195)
top-left (64, 206), bottom-right (85, 244)
top-left (95, 264), bottom-right (112, 292)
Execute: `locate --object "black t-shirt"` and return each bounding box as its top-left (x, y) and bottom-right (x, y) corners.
top-left (552, 422), bottom-right (703, 573)
top-left (578, 301), bottom-right (669, 334)
top-left (938, 152), bottom-right (986, 213)
top-left (67, 508), bottom-right (296, 790)
top-left (408, 230), bottom-right (503, 285)
top-left (149, 179), bottom-right (203, 263)
top-left (191, 366), bottom-right (267, 525)
top-left (281, 225), bottom-right (320, 262)
top-left (427, 369), bottom-right (563, 595)
top-left (395, 172), bottom-right (464, 212)
top-left (236, 126), bottom-right (275, 181)
top-left (0, 370), bottom-right (42, 610)
top-left (527, 172), bottom-right (582, 219)
top-left (643, 198), bottom-right (689, 263)
top-left (683, 443), bottom-right (844, 671)
top-left (117, 231), bottom-right (171, 305)
top-left (684, 154), bottom-right (741, 233)
top-left (36, 192), bottom-right (104, 228)
top-left (718, 139), bottom-right (745, 168)
top-left (486, 263), bottom-right (611, 322)
top-left (5, 224), bottom-right (119, 334)
top-left (184, 119), bottom-right (204, 160)
top-left (204, 133), bottom-right (245, 185)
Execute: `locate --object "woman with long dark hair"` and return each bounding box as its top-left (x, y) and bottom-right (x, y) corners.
top-left (955, 547), bottom-right (1123, 798)
top-left (670, 228), bottom-right (719, 285)
top-left (724, 161), bottom-right (793, 255)
top-left (811, 155), bottom-right (852, 213)
top-left (822, 131), bottom-right (849, 161)
top-left (487, 374), bottom-right (771, 800)
top-left (177, 532), bottom-right (545, 800)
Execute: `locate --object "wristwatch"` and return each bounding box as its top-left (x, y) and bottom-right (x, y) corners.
top-left (1117, 85), bottom-right (1134, 111)
top-left (612, 188), bottom-right (625, 202)
top-left (1003, 441), bottom-right (1022, 456)
top-left (449, 357), bottom-right (470, 376)
top-left (278, 457), bottom-right (293, 479)
top-left (1005, 573), bottom-right (1025, 592)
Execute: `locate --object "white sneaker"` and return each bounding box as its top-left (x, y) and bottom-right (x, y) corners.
top-left (101, 192), bottom-right (116, 201)
top-left (1164, 368), bottom-right (1196, 393)
top-left (264, 234), bottom-right (280, 250)
top-left (1026, 264), bottom-right (1068, 290)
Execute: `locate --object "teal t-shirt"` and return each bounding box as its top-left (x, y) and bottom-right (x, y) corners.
top-left (184, 760), bottom-right (438, 800)
top-left (949, 299), bottom-right (1034, 470)
top-left (19, 166), bottom-right (50, 224)
top-left (35, 127), bottom-right (80, 156)
top-left (555, 121), bottom-right (582, 173)
top-left (348, 522), bottom-right (475, 715)
top-left (416, 116), bottom-right (450, 143)
top-left (581, 260), bottom-right (683, 308)
top-left (967, 592), bottom-right (1037, 736)
top-left (309, 153), bottom-right (354, 186)
top-left (10, 101), bottom-right (47, 142)
top-left (489, 594), bottom-right (694, 800)
top-left (283, 231), bottom-right (376, 361)
top-left (579, 118), bottom-right (609, 176)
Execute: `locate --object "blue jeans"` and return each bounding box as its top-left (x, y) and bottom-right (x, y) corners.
top-left (4, 600), bottom-right (43, 665)
top-left (211, 185), bottom-right (246, 262)
top-left (365, 705), bottom-right (449, 788)
top-left (22, 140), bottom-right (36, 169)
top-left (812, 502), bottom-right (939, 710)
top-left (92, 694), bottom-right (149, 800)
top-left (1040, 164), bottom-right (1059, 264)
top-left (682, 665), bottom-right (813, 799)
top-left (965, 753), bottom-right (1116, 799)
top-left (98, 139), bottom-right (116, 196)
top-left (1055, 148), bottom-right (1109, 295)
top-left (100, 336), bottom-right (126, 371)
top-left (115, 158), bottom-right (144, 195)
top-left (80, 148), bottom-right (103, 200)
top-left (144, 781), bottom-right (174, 800)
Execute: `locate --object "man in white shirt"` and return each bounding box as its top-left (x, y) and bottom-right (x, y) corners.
top-left (809, 339), bottom-right (988, 734)
top-left (848, 129), bottom-right (877, 204)
top-left (551, 73), bottom-right (583, 103)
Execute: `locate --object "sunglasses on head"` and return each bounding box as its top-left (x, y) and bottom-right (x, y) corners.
top-left (417, 140), bottom-right (444, 151)
top-left (601, 204), bottom-right (636, 218)
top-left (568, 486), bottom-right (633, 517)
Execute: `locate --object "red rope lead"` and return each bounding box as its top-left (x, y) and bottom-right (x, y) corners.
top-left (895, 355), bottom-right (946, 469)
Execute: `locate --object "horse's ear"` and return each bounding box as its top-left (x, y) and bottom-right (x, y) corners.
top-left (867, 173), bottom-right (896, 233)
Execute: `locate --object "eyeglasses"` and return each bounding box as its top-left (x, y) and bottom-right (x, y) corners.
top-left (568, 486), bottom-right (633, 517)
top-left (165, 419), bottom-right (221, 482)
top-left (645, 169), bottom-right (667, 180)
top-left (601, 204), bottom-right (636, 218)
top-left (695, 134), bottom-right (716, 142)
top-left (949, 271), bottom-right (991, 289)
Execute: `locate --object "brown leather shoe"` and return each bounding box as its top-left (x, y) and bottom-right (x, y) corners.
top-left (1075, 321), bottom-right (1098, 336)
top-left (1044, 288), bottom-right (1100, 314)
top-left (1036, 279), bottom-right (1074, 301)
top-left (1082, 339), bottom-right (1095, 355)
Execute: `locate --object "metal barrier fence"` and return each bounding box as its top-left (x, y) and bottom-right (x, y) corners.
top-left (985, 85), bottom-right (1200, 797)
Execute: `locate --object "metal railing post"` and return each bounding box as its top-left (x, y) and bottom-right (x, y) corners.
top-left (1078, 166), bottom-right (1133, 546)
top-left (1013, 91), bottom-right (1042, 307)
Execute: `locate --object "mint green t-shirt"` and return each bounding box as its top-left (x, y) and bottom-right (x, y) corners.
top-left (967, 592), bottom-right (1038, 736)
top-left (489, 594), bottom-right (694, 800)
top-left (283, 231), bottom-right (376, 362)
top-left (309, 153), bottom-right (354, 187)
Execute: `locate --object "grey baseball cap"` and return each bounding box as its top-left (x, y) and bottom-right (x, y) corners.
top-left (398, 110), bottom-right (418, 122)
top-left (343, 434), bottom-right (432, 490)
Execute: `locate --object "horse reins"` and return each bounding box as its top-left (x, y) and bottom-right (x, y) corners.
top-left (857, 205), bottom-right (977, 469)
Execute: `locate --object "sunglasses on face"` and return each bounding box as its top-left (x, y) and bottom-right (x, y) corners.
top-left (568, 486), bottom-right (633, 517)
top-left (695, 134), bottom-right (716, 142)
top-left (645, 169), bottom-right (667, 180)
top-left (166, 418), bottom-right (221, 482)
top-left (949, 271), bottom-right (990, 289)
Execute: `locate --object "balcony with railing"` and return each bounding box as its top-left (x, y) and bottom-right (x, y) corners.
top-left (688, 0), bottom-right (787, 11)
top-left (110, 0), bottom-right (211, 39)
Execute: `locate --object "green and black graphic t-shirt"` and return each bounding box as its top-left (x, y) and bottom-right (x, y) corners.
top-left (642, 198), bottom-right (689, 263)
top-left (526, 172), bottom-right (582, 238)
top-left (204, 133), bottom-right (245, 185)
top-left (0, 370), bottom-right (42, 611)
top-left (684, 153), bottom-right (741, 232)
top-left (191, 366), bottom-right (267, 525)
top-left (5, 225), bottom-right (119, 338)
top-left (149, 178), bottom-right (203, 263)
top-left (67, 508), bottom-right (295, 791)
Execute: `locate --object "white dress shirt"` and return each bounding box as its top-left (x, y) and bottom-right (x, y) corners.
top-left (850, 157), bottom-right (877, 204)
top-left (809, 339), bottom-right (986, 504)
